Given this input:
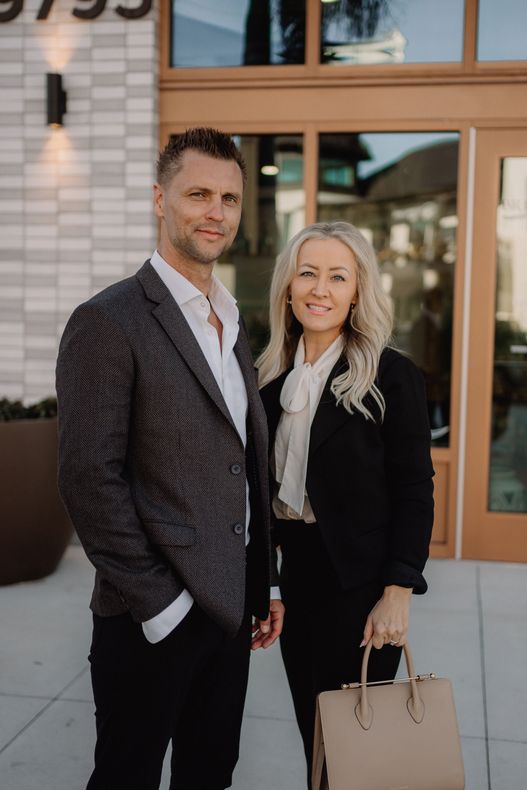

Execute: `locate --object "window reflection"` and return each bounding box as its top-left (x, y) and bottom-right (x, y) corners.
top-left (488, 158), bottom-right (527, 513)
top-left (218, 135), bottom-right (304, 354)
top-left (320, 0), bottom-right (464, 65)
top-left (478, 0), bottom-right (527, 62)
top-left (171, 0), bottom-right (305, 68)
top-left (318, 132), bottom-right (459, 446)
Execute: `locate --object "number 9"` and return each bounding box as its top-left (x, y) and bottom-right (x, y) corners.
top-left (72, 0), bottom-right (106, 20)
top-left (0, 0), bottom-right (23, 22)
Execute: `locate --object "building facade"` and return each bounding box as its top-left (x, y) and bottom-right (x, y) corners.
top-left (0, 0), bottom-right (159, 401)
top-left (1, 0), bottom-right (527, 562)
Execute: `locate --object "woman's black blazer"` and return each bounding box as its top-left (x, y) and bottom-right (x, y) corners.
top-left (259, 347), bottom-right (434, 594)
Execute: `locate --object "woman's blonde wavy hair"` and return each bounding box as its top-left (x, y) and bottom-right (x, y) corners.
top-left (256, 221), bottom-right (393, 421)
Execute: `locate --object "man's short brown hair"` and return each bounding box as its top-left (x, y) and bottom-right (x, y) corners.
top-left (156, 127), bottom-right (247, 187)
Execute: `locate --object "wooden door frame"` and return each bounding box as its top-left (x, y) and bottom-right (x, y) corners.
top-left (462, 128), bottom-right (527, 561)
top-left (159, 118), bottom-right (470, 559)
top-left (159, 0), bottom-right (527, 561)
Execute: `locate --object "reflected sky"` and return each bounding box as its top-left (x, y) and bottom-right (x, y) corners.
top-left (357, 132), bottom-right (460, 179)
top-left (478, 0), bottom-right (527, 61)
top-left (172, 0), bottom-right (304, 67)
top-left (175, 0), bottom-right (247, 34)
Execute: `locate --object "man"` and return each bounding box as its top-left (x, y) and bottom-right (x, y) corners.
top-left (56, 127), bottom-right (284, 790)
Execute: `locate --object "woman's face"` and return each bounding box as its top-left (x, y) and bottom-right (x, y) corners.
top-left (289, 237), bottom-right (358, 346)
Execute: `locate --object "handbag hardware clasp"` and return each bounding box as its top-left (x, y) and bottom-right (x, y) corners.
top-left (341, 672), bottom-right (436, 690)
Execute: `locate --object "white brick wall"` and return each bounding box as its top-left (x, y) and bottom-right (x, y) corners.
top-left (0, 0), bottom-right (159, 401)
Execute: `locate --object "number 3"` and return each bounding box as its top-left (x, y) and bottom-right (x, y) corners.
top-left (116, 0), bottom-right (152, 19)
top-left (72, 0), bottom-right (106, 20)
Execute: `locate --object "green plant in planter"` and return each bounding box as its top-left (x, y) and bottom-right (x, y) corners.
top-left (0, 396), bottom-right (57, 421)
top-left (0, 395), bottom-right (72, 585)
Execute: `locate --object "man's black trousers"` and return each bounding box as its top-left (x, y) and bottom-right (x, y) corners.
top-left (86, 603), bottom-right (252, 790)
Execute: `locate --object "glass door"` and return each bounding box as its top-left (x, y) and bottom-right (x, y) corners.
top-left (315, 130), bottom-right (462, 551)
top-left (464, 129), bottom-right (527, 561)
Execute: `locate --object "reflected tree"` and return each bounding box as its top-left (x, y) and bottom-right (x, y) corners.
top-left (244, 0), bottom-right (305, 65)
top-left (320, 0), bottom-right (395, 62)
top-left (321, 0), bottom-right (391, 39)
top-left (243, 0), bottom-right (392, 65)
top-left (244, 0), bottom-right (270, 64)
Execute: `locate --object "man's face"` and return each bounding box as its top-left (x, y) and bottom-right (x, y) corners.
top-left (154, 150), bottom-right (244, 267)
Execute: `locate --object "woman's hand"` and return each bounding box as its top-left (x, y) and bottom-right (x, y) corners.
top-left (361, 585), bottom-right (412, 649)
top-left (251, 598), bottom-right (285, 650)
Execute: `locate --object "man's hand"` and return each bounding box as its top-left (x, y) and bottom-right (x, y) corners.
top-left (361, 585), bottom-right (412, 650)
top-left (251, 599), bottom-right (285, 650)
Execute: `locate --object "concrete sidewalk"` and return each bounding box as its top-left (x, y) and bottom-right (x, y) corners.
top-left (0, 546), bottom-right (526, 789)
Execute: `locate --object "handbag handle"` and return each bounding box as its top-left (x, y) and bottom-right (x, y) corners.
top-left (356, 640), bottom-right (425, 730)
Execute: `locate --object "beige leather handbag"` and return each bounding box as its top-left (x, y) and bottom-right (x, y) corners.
top-left (312, 640), bottom-right (465, 790)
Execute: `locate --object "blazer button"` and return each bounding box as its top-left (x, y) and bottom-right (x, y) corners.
top-left (230, 463), bottom-right (242, 475)
top-left (232, 523), bottom-right (244, 535)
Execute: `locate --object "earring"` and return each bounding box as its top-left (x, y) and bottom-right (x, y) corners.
top-left (286, 295), bottom-right (292, 304)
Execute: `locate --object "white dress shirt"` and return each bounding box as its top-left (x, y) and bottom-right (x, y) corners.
top-left (143, 251), bottom-right (278, 643)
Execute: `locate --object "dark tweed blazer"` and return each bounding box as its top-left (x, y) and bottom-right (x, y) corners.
top-left (56, 261), bottom-right (274, 637)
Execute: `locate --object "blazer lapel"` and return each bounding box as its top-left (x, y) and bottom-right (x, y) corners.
top-left (233, 330), bottom-right (258, 407)
top-left (260, 370), bottom-right (289, 451)
top-left (233, 326), bottom-right (270, 460)
top-left (136, 261), bottom-right (238, 435)
top-left (309, 358), bottom-right (353, 458)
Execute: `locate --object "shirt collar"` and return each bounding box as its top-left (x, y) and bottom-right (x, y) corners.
top-left (150, 250), bottom-right (202, 307)
top-left (207, 274), bottom-right (239, 330)
top-left (150, 250), bottom-right (239, 329)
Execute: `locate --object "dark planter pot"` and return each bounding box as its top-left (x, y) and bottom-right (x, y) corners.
top-left (0, 418), bottom-right (73, 585)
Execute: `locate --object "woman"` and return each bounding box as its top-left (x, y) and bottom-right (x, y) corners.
top-left (257, 221), bottom-right (434, 784)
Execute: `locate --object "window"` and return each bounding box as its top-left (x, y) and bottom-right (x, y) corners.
top-left (320, 0), bottom-right (464, 65)
top-left (477, 0), bottom-right (527, 62)
top-left (488, 157), bottom-right (527, 512)
top-left (318, 131), bottom-right (460, 445)
top-left (171, 0), bottom-right (306, 67)
top-left (217, 135), bottom-right (304, 353)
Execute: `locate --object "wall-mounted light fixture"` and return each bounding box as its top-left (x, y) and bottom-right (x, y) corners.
top-left (47, 73), bottom-right (67, 128)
